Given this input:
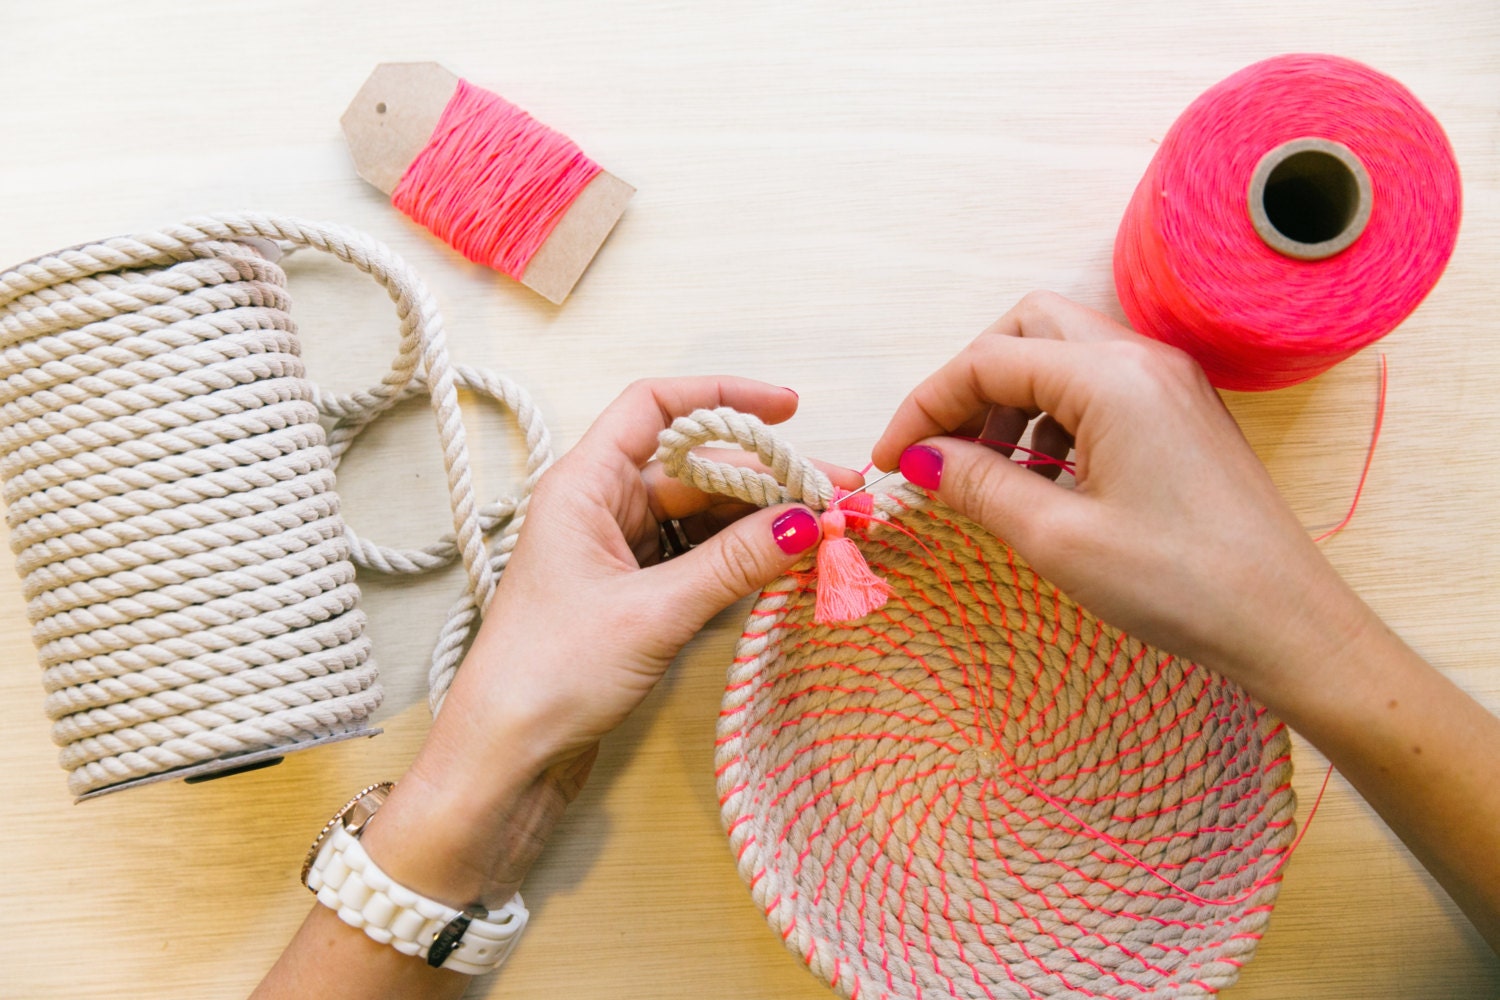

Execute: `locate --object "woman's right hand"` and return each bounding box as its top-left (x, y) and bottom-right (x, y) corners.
top-left (870, 291), bottom-right (1378, 697)
top-left (871, 292), bottom-right (1500, 951)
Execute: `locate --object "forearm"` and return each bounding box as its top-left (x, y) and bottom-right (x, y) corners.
top-left (252, 905), bottom-right (473, 1000)
top-left (1244, 605), bottom-right (1500, 950)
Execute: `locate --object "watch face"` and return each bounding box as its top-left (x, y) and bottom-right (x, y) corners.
top-left (301, 782), bottom-right (395, 888)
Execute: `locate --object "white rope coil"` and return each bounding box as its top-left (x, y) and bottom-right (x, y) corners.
top-left (0, 214), bottom-right (554, 797)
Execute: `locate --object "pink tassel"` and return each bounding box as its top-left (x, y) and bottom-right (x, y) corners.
top-left (813, 500), bottom-right (891, 624)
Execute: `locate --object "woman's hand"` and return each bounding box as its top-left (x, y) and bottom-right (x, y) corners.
top-left (871, 293), bottom-right (1500, 951)
top-left (871, 290), bottom-right (1376, 692)
top-left (365, 377), bottom-right (860, 906)
top-left (457, 378), bottom-right (856, 765)
top-left (257, 376), bottom-right (860, 999)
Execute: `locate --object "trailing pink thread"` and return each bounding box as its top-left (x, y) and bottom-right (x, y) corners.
top-left (392, 79), bottom-right (603, 280)
top-left (1115, 54), bottom-right (1461, 391)
top-left (953, 436), bottom-right (1077, 476)
top-left (1313, 354), bottom-right (1388, 543)
top-left (813, 491), bottom-right (891, 624)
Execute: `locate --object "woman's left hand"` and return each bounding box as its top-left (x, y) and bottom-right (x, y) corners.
top-left (364, 377), bottom-right (860, 907)
top-left (254, 377), bottom-right (859, 999)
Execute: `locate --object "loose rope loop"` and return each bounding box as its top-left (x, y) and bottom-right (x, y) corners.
top-left (656, 407), bottom-right (840, 511)
top-left (0, 214), bottom-right (554, 795)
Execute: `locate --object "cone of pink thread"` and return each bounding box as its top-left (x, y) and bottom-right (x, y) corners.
top-left (1115, 54), bottom-right (1461, 391)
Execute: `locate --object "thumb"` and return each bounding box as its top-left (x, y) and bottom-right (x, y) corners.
top-left (900, 438), bottom-right (1080, 553)
top-left (654, 504), bottom-right (821, 633)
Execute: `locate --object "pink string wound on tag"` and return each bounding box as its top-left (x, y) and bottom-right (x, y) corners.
top-left (342, 63), bottom-right (634, 304)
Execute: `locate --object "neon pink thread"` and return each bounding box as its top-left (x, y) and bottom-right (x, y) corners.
top-left (1313, 354), bottom-right (1388, 543)
top-left (952, 437), bottom-right (1077, 476)
top-left (1115, 54), bottom-right (1461, 391)
top-left (392, 79), bottom-right (603, 280)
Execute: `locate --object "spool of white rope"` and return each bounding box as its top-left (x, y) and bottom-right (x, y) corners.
top-left (0, 214), bottom-right (553, 799)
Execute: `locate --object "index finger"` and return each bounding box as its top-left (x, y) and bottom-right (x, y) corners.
top-left (577, 376), bottom-right (800, 468)
top-left (872, 293), bottom-right (1137, 471)
top-left (871, 335), bottom-right (1090, 471)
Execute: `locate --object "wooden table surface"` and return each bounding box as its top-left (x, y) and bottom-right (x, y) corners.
top-left (2, 2), bottom-right (1497, 997)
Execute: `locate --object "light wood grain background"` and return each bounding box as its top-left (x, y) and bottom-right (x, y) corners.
top-left (1, 2), bottom-right (1497, 997)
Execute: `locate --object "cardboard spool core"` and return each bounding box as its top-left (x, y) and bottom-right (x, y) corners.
top-left (1248, 138), bottom-right (1371, 261)
top-left (74, 727), bottom-right (381, 802)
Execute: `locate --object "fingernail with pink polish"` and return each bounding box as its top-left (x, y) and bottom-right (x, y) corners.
top-left (900, 445), bottom-right (943, 491)
top-left (772, 507), bottom-right (819, 554)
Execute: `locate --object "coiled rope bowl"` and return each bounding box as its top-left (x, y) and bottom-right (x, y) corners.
top-left (661, 408), bottom-right (1297, 1000)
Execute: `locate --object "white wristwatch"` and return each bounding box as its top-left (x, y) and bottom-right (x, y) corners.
top-left (302, 782), bottom-right (529, 975)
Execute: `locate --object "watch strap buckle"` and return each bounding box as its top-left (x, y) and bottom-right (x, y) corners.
top-left (428, 904), bottom-right (485, 968)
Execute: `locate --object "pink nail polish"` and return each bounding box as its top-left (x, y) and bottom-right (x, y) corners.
top-left (900, 445), bottom-right (943, 491)
top-left (772, 507), bottom-right (819, 554)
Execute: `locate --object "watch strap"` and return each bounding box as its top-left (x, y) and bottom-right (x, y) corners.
top-left (306, 821), bottom-right (528, 975)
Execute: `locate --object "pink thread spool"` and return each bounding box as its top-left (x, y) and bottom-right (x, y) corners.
top-left (1114, 54), bottom-right (1462, 391)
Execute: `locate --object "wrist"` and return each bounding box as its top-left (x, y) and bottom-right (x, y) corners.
top-left (1203, 538), bottom-right (1380, 705)
top-left (1229, 579), bottom-right (1391, 723)
top-left (359, 695), bottom-right (566, 908)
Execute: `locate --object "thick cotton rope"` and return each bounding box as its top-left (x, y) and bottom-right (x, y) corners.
top-left (0, 214), bottom-right (553, 796)
top-left (657, 408), bottom-right (1297, 1000)
top-left (1115, 54), bottom-right (1461, 391)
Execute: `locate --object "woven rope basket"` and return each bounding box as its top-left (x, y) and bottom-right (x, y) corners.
top-left (661, 408), bottom-right (1297, 1000)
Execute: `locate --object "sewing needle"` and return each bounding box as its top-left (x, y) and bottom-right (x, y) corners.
top-left (833, 469), bottom-right (901, 507)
